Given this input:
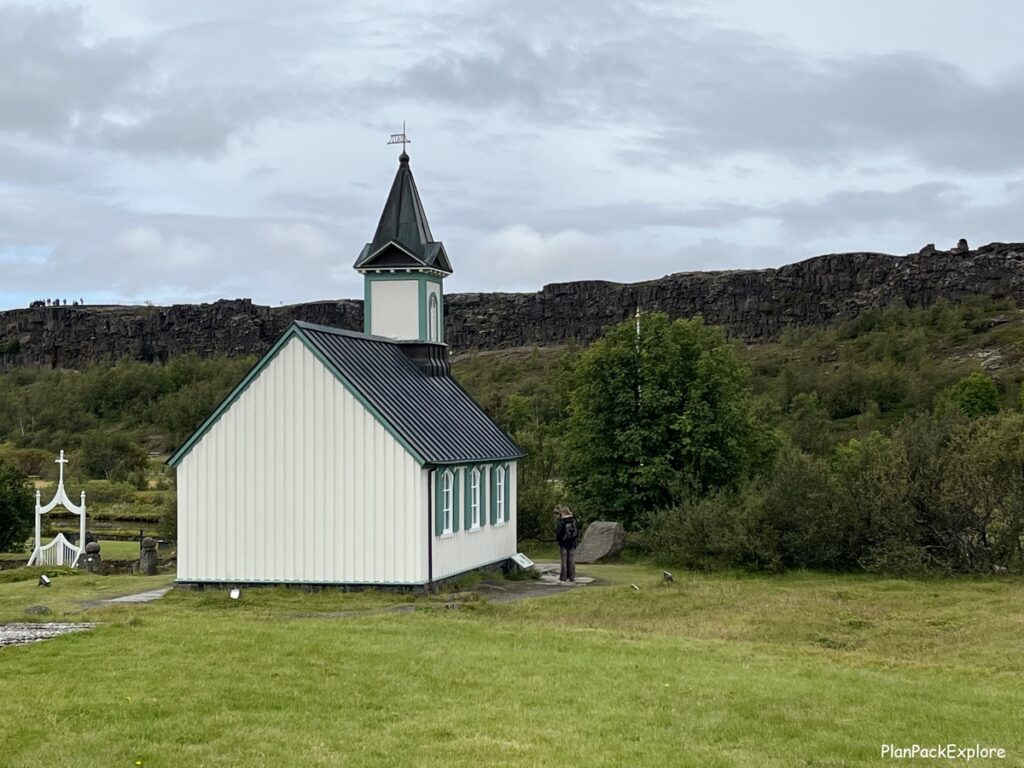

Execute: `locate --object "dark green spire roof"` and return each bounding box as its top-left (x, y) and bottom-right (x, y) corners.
top-left (354, 152), bottom-right (452, 274)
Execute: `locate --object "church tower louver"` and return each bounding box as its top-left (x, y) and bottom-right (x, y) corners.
top-left (353, 151), bottom-right (452, 342)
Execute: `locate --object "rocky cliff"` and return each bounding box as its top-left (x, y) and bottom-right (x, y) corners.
top-left (2, 241), bottom-right (1023, 370)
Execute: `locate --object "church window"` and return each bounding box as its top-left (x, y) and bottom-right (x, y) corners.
top-left (442, 469), bottom-right (454, 534)
top-left (495, 466), bottom-right (506, 524)
top-left (470, 468), bottom-right (481, 529)
top-left (428, 293), bottom-right (439, 342)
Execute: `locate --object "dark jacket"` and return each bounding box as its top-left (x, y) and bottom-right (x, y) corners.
top-left (556, 516), bottom-right (578, 549)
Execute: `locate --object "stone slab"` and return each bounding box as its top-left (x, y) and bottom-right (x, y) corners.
top-left (0, 622), bottom-right (95, 647)
top-left (102, 587), bottom-right (172, 604)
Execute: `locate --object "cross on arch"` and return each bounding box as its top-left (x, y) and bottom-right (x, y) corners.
top-left (56, 449), bottom-right (68, 486)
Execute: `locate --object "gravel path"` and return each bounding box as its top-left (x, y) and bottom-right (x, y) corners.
top-left (477, 563), bottom-right (595, 603)
top-left (100, 587), bottom-right (173, 604)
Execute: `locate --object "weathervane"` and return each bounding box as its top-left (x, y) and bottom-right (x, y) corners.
top-left (387, 121), bottom-right (411, 153)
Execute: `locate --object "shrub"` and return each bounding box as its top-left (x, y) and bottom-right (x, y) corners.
top-left (642, 489), bottom-right (770, 571)
top-left (79, 431), bottom-right (148, 483)
top-left (938, 372), bottom-right (1000, 418)
top-left (159, 493), bottom-right (177, 541)
top-left (0, 447), bottom-right (52, 476)
top-left (757, 448), bottom-right (846, 570)
top-left (80, 479), bottom-right (137, 504)
top-left (861, 540), bottom-right (934, 576)
top-left (786, 393), bottom-right (832, 455)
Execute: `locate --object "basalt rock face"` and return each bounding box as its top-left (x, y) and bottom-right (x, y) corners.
top-left (0, 299), bottom-right (363, 370)
top-left (2, 242), bottom-right (1023, 370)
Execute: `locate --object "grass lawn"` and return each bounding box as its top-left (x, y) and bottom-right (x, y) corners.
top-left (1, 539), bottom-right (171, 563)
top-left (91, 539), bottom-right (161, 560)
top-left (0, 564), bottom-right (1021, 767)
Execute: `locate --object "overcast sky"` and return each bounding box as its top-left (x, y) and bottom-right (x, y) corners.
top-left (1, 1), bottom-right (1022, 309)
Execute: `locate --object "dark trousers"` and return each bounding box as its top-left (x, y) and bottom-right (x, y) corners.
top-left (560, 547), bottom-right (576, 581)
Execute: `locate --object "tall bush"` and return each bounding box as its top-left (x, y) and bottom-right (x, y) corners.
top-left (0, 460), bottom-right (34, 552)
top-left (565, 312), bottom-right (774, 528)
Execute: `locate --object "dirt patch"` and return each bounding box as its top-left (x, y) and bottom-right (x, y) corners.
top-left (476, 579), bottom-right (577, 603)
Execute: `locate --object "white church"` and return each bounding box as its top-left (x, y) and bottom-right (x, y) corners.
top-left (168, 150), bottom-right (523, 587)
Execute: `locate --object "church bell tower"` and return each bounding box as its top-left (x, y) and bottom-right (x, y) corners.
top-left (353, 150), bottom-right (452, 343)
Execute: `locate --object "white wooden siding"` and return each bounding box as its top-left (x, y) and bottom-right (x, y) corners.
top-left (370, 279), bottom-right (419, 340)
top-left (432, 462), bottom-right (518, 580)
top-left (176, 336), bottom-right (426, 584)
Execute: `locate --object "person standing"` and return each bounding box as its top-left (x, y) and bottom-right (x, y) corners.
top-left (555, 505), bottom-right (579, 582)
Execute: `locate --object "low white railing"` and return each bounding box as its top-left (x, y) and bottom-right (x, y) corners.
top-left (28, 533), bottom-right (82, 568)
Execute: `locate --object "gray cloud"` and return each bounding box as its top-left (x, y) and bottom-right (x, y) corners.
top-left (0, 142), bottom-right (88, 186)
top-left (0, 190), bottom-right (362, 305)
top-left (381, 2), bottom-right (1024, 174)
top-left (264, 189), bottom-right (377, 222)
top-left (0, 4), bottom-right (341, 160)
top-left (0, 6), bottom-right (149, 139)
top-left (770, 183), bottom-right (969, 239)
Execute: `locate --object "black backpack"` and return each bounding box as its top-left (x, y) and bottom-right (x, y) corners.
top-left (563, 518), bottom-right (579, 549)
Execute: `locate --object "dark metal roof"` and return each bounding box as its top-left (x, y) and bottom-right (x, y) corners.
top-left (296, 321), bottom-right (522, 464)
top-left (354, 152), bottom-right (452, 274)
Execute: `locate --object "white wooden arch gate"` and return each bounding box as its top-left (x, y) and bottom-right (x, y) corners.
top-left (27, 451), bottom-right (87, 568)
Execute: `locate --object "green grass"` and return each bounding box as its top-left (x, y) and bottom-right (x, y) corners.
top-left (92, 539), bottom-right (160, 560)
top-left (0, 539), bottom-right (169, 563)
top-left (0, 568), bottom-right (174, 619)
top-left (1, 565), bottom-right (1022, 766)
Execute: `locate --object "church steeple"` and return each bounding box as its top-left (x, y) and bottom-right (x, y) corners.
top-left (355, 151), bottom-right (450, 342)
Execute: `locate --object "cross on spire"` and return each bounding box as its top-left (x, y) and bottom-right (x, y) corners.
top-left (387, 121), bottom-right (411, 154)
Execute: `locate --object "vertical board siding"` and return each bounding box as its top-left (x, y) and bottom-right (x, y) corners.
top-left (431, 461), bottom-right (519, 580)
top-left (176, 337), bottom-right (426, 584)
top-left (370, 279), bottom-right (419, 340)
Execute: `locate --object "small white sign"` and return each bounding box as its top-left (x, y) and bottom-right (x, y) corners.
top-left (510, 552), bottom-right (534, 569)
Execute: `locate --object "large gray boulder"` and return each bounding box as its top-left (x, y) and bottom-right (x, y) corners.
top-left (574, 521), bottom-right (626, 564)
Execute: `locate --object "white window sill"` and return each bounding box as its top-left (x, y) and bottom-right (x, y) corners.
top-left (494, 521), bottom-right (506, 528)
top-left (439, 531), bottom-right (454, 540)
top-left (468, 525), bottom-right (482, 534)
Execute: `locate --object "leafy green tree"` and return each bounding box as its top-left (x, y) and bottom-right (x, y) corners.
top-left (0, 460), bottom-right (34, 552)
top-left (934, 413), bottom-right (1024, 572)
top-left (565, 312), bottom-right (773, 527)
top-left (939, 372), bottom-right (999, 418)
